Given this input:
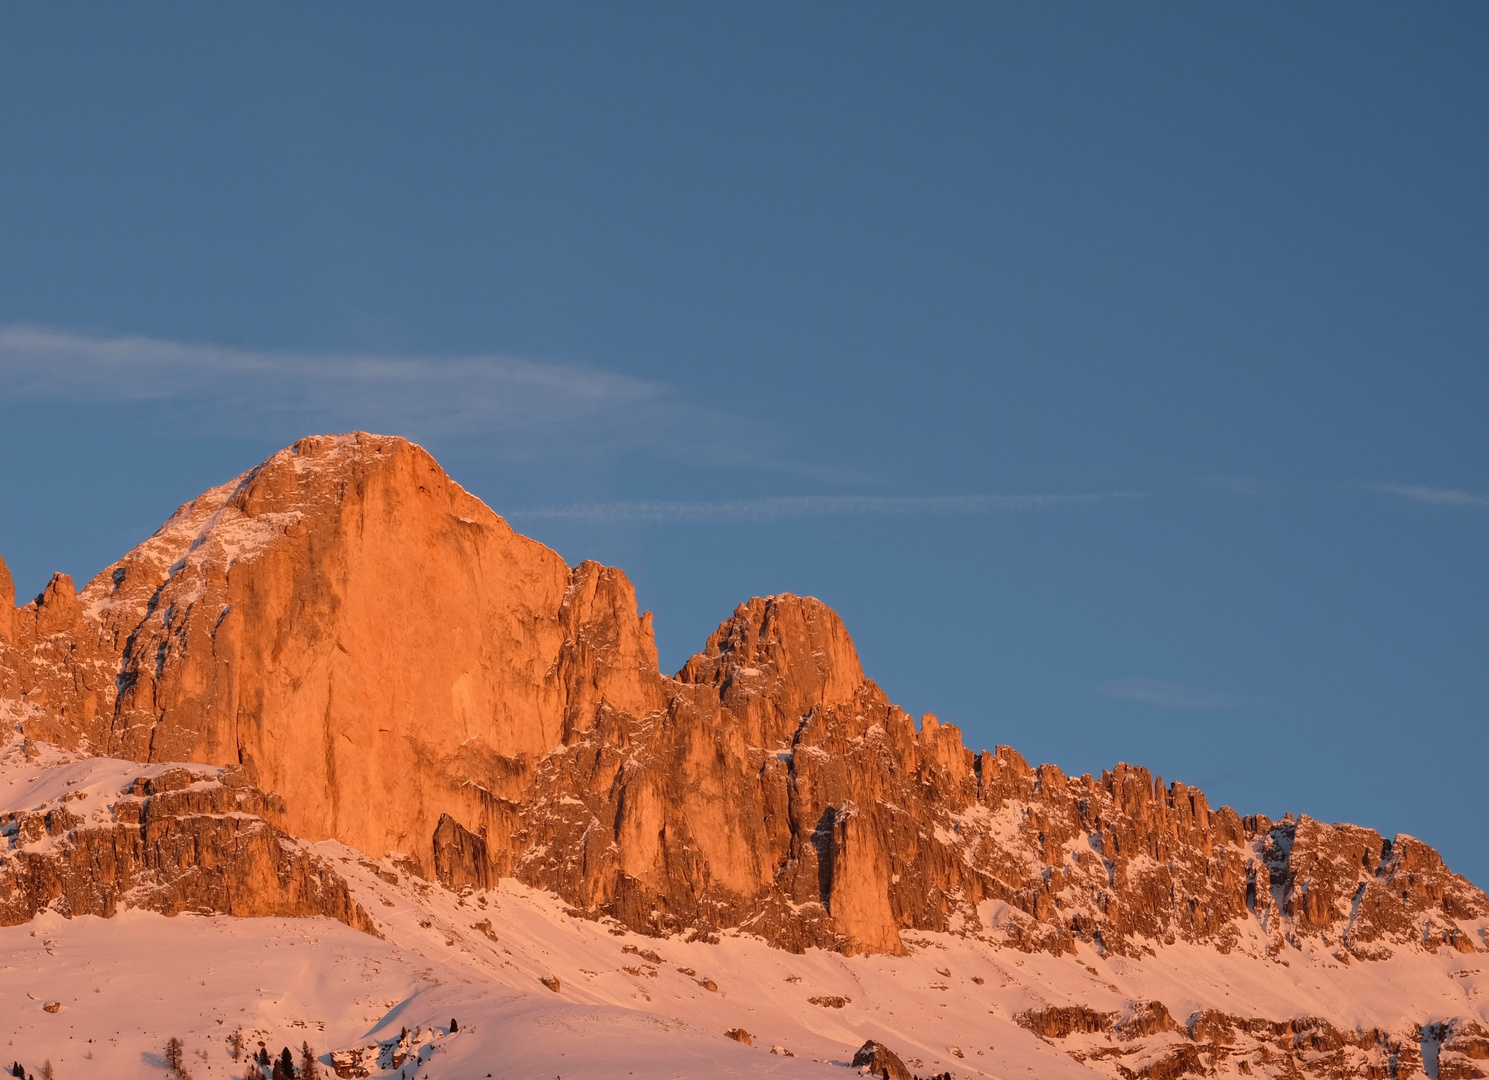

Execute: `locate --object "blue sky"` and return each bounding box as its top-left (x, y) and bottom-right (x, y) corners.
top-left (1, 5), bottom-right (1486, 884)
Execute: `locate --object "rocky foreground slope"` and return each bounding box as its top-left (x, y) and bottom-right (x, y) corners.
top-left (1, 433), bottom-right (1486, 1079)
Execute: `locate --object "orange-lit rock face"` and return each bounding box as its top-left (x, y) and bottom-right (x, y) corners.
top-left (2, 433), bottom-right (1484, 961)
top-left (12, 435), bottom-right (588, 869)
top-left (0, 552), bottom-right (14, 643)
top-left (0, 765), bottom-right (374, 932)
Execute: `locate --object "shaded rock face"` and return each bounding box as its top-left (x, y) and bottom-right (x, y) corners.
top-left (1, 433), bottom-right (1484, 962)
top-left (432, 812), bottom-right (491, 893)
top-left (0, 761), bottom-right (374, 931)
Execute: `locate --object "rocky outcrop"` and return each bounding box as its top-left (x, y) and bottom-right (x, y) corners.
top-left (1437, 1020), bottom-right (1489, 1080)
top-left (852, 1039), bottom-right (912, 1080)
top-left (0, 758), bottom-right (374, 931)
top-left (432, 812), bottom-right (491, 892)
top-left (1, 433), bottom-right (1483, 966)
top-left (328, 1023), bottom-right (450, 1079)
top-left (1018, 1005), bottom-right (1121, 1039)
top-left (1030, 1000), bottom-right (1460, 1080)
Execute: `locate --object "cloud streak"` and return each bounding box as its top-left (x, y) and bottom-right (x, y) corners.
top-left (507, 491), bottom-right (1143, 525)
top-left (1365, 482), bottom-right (1489, 509)
top-left (1096, 678), bottom-right (1247, 710)
top-left (0, 324), bottom-right (767, 464)
top-left (1199, 474), bottom-right (1266, 495)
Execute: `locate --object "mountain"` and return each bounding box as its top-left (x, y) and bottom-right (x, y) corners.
top-left (1, 432), bottom-right (1485, 1080)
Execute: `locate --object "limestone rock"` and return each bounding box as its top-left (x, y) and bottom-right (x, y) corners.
top-left (30, 572), bottom-right (84, 640)
top-left (2, 432), bottom-right (1484, 968)
top-left (677, 593), bottom-right (864, 750)
top-left (1439, 1020), bottom-right (1489, 1080)
top-left (0, 765), bottom-right (374, 931)
top-left (827, 803), bottom-right (906, 955)
top-left (1033, 1004), bottom-right (1434, 1080)
top-left (0, 550), bottom-right (14, 643)
top-left (851, 1039), bottom-right (911, 1080)
top-left (1017, 1005), bottom-right (1117, 1039)
top-left (432, 813), bottom-right (491, 892)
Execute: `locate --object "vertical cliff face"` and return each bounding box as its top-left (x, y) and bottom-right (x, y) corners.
top-left (1, 432), bottom-right (1484, 968)
top-left (4, 437), bottom-right (571, 850)
top-left (0, 552), bottom-right (14, 644)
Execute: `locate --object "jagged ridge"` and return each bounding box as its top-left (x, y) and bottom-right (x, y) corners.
top-left (0, 433), bottom-right (1483, 965)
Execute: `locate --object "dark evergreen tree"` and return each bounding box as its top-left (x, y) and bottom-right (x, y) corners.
top-left (165, 1037), bottom-right (184, 1073)
top-left (299, 1040), bottom-right (319, 1080)
top-left (449, 1018), bottom-right (458, 1032)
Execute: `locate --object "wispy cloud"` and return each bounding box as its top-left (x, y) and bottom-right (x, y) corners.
top-left (508, 490), bottom-right (1143, 525)
top-left (0, 324), bottom-right (767, 464)
top-left (1364, 482), bottom-right (1489, 509)
top-left (1097, 678), bottom-right (1247, 710)
top-left (1200, 474), bottom-right (1266, 495)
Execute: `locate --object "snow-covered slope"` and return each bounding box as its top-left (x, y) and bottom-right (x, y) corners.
top-left (6, 747), bottom-right (1488, 1080)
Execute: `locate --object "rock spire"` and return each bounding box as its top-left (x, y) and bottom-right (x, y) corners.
top-left (0, 550), bottom-right (13, 643)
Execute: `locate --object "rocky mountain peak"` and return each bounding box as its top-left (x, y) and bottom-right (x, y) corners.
top-left (677, 593), bottom-right (866, 749)
top-left (2, 433), bottom-right (1483, 976)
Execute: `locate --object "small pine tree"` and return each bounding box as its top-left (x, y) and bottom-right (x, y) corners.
top-left (299, 1041), bottom-right (318, 1080)
top-left (449, 1017), bottom-right (458, 1032)
top-left (9, 1063), bottom-right (21, 1079)
top-left (271, 1046), bottom-right (295, 1080)
top-left (39, 1065), bottom-right (52, 1080)
top-left (257, 1048), bottom-right (271, 1068)
top-left (242, 1063), bottom-right (267, 1080)
top-left (227, 1029), bottom-right (244, 1061)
